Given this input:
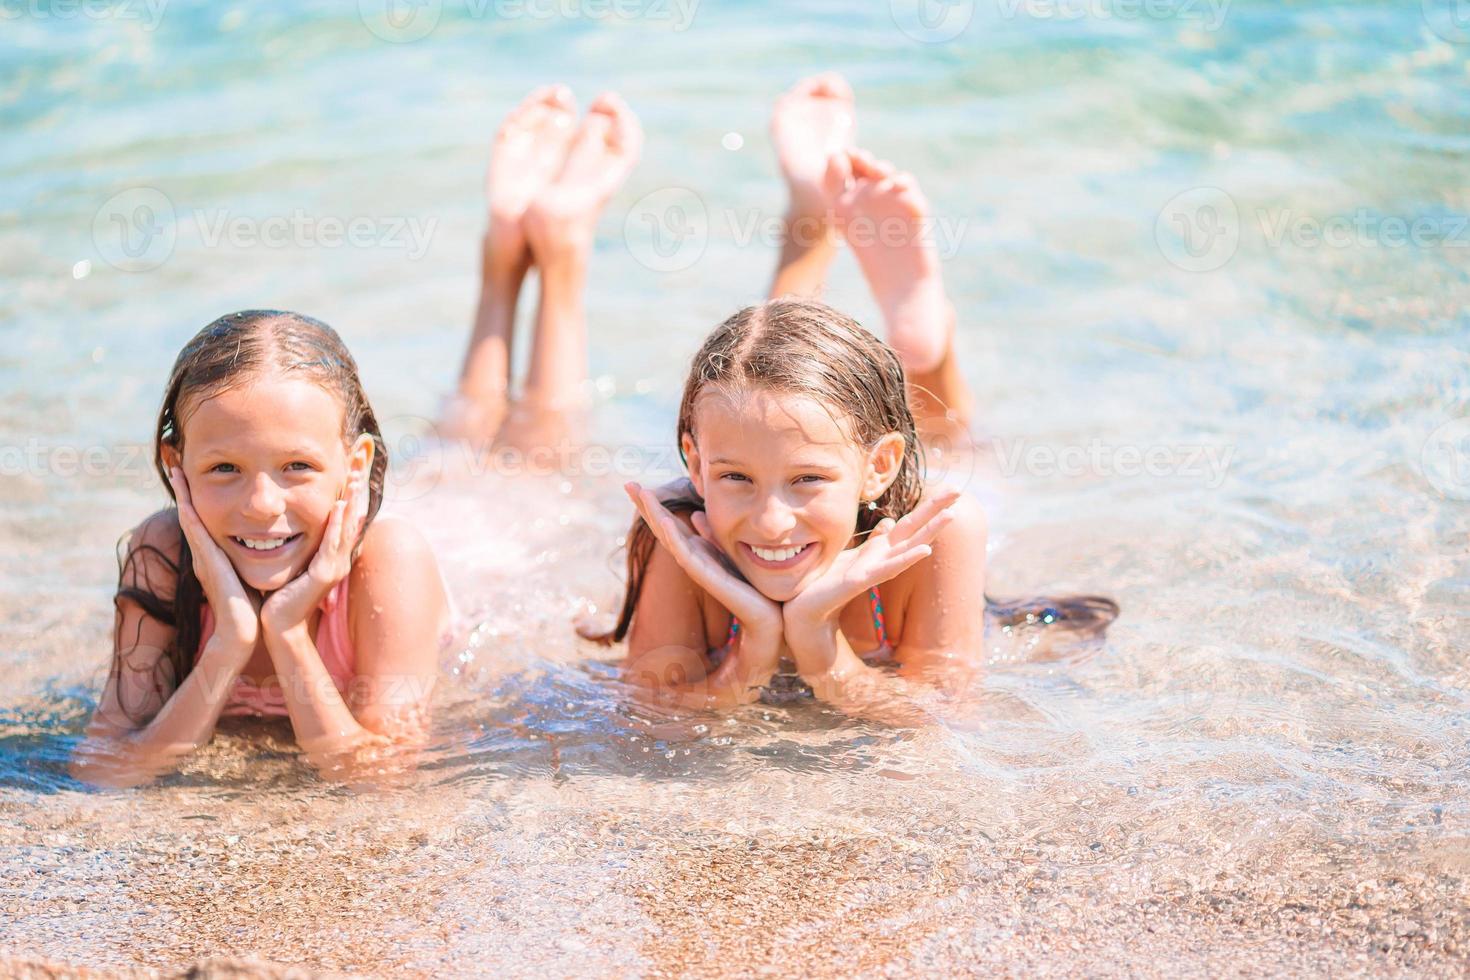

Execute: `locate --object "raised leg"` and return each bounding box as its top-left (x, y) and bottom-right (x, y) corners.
top-left (496, 92), bottom-right (643, 452)
top-left (449, 85), bottom-right (578, 442)
top-left (828, 148), bottom-right (974, 433)
top-left (767, 73), bottom-right (855, 300)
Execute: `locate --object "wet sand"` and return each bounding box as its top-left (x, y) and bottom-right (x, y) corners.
top-left (3, 754), bottom-right (1465, 979)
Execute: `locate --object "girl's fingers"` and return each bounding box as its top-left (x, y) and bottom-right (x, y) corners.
top-left (324, 499), bottom-right (346, 559)
top-left (343, 479), bottom-right (367, 550)
top-left (634, 490), bottom-right (695, 563)
top-left (168, 469), bottom-right (208, 550)
top-left (901, 507), bottom-right (956, 550)
top-left (891, 489), bottom-right (960, 545)
top-left (861, 544), bottom-right (934, 589)
top-left (353, 479), bottom-right (369, 531)
top-left (690, 510), bottom-right (716, 545)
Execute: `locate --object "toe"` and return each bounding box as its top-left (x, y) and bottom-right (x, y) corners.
top-left (541, 83), bottom-right (576, 112)
top-left (811, 71), bottom-right (854, 102)
top-left (823, 150), bottom-right (853, 200)
top-left (847, 148), bottom-right (887, 180)
top-left (787, 74), bottom-right (826, 98)
top-left (590, 92), bottom-right (642, 155)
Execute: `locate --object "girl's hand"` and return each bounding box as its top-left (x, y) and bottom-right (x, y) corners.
top-left (624, 482), bottom-right (783, 644)
top-left (261, 478), bottom-right (369, 636)
top-left (784, 488), bottom-right (961, 633)
top-left (168, 467), bottom-right (260, 654)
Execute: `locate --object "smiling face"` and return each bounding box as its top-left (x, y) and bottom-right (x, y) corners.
top-left (683, 388), bottom-right (904, 602)
top-left (165, 373), bottom-right (370, 593)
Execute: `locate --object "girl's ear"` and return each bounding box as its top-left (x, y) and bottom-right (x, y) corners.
top-left (681, 432), bottom-right (705, 498)
top-left (160, 444), bottom-right (181, 474)
top-left (862, 432), bottom-right (907, 502)
top-left (348, 433), bottom-right (375, 483)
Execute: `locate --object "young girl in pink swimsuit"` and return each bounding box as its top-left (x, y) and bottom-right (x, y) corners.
top-left (72, 311), bottom-right (451, 786)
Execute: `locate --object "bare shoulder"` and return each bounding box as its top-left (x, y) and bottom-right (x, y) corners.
top-left (348, 516), bottom-right (449, 652)
top-left (128, 508), bottom-right (183, 558)
top-left (352, 515), bottom-right (442, 585)
top-left (934, 488), bottom-right (987, 548)
top-left (118, 508), bottom-right (183, 597)
top-left (889, 487), bottom-right (987, 596)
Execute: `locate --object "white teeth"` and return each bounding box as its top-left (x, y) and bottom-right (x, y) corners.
top-left (752, 544), bottom-right (806, 563)
top-left (238, 536), bottom-right (292, 551)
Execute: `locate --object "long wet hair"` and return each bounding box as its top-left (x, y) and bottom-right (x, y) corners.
top-left (109, 310), bottom-right (388, 722)
top-left (591, 297), bottom-right (1118, 645)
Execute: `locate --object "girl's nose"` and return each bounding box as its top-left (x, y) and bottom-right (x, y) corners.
top-left (749, 492), bottom-right (798, 539)
top-left (241, 473), bottom-right (287, 520)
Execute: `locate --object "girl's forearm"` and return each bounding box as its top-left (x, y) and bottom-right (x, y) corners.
top-left (785, 621), bottom-right (935, 725)
top-left (264, 625), bottom-right (377, 757)
top-left (705, 633), bottom-right (782, 707)
top-left (625, 633), bottom-right (781, 711)
top-left (70, 638), bottom-right (251, 786)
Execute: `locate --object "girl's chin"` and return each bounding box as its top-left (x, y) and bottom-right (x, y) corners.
top-left (746, 569), bottom-right (823, 604)
top-left (233, 562), bottom-right (306, 594)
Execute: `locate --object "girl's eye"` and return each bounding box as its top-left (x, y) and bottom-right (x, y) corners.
top-left (286, 461), bottom-right (316, 472)
top-left (209, 463), bottom-right (237, 474)
top-left (795, 475), bottom-right (826, 485)
top-left (720, 473), bottom-right (750, 483)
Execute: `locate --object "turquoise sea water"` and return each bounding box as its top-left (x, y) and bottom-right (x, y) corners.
top-left (1, 1), bottom-right (1467, 973)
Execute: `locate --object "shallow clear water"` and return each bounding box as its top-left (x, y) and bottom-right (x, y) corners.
top-left (1, 1), bottom-right (1467, 975)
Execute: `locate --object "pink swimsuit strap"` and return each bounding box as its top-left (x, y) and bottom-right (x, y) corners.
top-left (197, 578), bottom-right (356, 718)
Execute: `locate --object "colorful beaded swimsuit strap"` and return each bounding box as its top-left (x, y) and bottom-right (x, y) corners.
top-left (726, 587), bottom-right (889, 648)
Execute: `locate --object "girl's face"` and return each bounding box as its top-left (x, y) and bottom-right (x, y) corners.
top-left (167, 374), bottom-right (371, 593)
top-left (684, 389), bottom-right (903, 602)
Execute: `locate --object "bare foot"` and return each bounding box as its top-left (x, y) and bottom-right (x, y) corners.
top-left (523, 92), bottom-right (643, 260)
top-left (771, 72), bottom-right (855, 238)
top-left (827, 148), bottom-right (952, 375)
top-left (487, 84), bottom-right (580, 277)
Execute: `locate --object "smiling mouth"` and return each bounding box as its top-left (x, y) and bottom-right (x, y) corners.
top-left (741, 542), bottom-right (816, 570)
top-left (229, 533), bottom-right (303, 556)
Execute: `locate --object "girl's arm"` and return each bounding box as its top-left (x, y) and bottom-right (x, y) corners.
top-left (889, 494), bottom-right (988, 693)
top-left (624, 540), bottom-right (775, 711)
top-left (783, 489), bottom-right (975, 721)
top-left (70, 512), bottom-right (255, 788)
top-left (262, 514), bottom-right (447, 772)
top-left (621, 485), bottom-right (783, 710)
